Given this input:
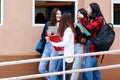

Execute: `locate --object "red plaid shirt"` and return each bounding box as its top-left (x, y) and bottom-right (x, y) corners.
top-left (79, 16), bottom-right (104, 58)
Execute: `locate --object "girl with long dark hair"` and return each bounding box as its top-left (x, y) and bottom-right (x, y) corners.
top-left (79, 3), bottom-right (104, 80)
top-left (70, 8), bottom-right (89, 80)
top-left (50, 12), bottom-right (76, 80)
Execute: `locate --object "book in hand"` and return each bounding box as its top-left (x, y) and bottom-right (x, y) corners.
top-left (76, 23), bottom-right (91, 36)
top-left (49, 34), bottom-right (64, 51)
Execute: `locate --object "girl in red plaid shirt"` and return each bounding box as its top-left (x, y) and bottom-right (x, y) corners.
top-left (79, 3), bottom-right (104, 80)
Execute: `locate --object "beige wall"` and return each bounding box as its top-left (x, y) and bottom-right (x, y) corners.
top-left (78, 0), bottom-right (84, 9)
top-left (0, 0), bottom-right (119, 54)
top-left (0, 0), bottom-right (43, 53)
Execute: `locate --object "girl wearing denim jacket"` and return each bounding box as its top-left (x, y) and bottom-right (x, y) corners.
top-left (38, 8), bottom-right (62, 80)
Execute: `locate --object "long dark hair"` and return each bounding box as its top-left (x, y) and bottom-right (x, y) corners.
top-left (58, 12), bottom-right (76, 37)
top-left (78, 8), bottom-right (88, 19)
top-left (49, 8), bottom-right (61, 26)
top-left (89, 3), bottom-right (103, 20)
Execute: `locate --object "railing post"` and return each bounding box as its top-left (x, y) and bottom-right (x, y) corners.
top-left (63, 58), bottom-right (65, 80)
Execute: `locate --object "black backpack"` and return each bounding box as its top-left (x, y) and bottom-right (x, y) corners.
top-left (93, 22), bottom-right (115, 63)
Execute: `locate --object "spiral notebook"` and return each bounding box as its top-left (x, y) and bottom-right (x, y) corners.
top-left (49, 34), bottom-right (64, 51)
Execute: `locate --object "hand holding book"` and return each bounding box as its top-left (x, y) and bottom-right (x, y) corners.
top-left (49, 34), bottom-right (64, 51)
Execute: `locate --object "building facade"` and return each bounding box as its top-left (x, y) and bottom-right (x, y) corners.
top-left (0, 0), bottom-right (120, 80)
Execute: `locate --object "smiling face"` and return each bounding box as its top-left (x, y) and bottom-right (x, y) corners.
top-left (56, 10), bottom-right (62, 22)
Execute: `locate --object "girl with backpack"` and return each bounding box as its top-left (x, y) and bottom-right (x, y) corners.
top-left (79, 3), bottom-right (104, 80)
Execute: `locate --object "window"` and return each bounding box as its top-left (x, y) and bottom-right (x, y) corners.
top-left (32, 0), bottom-right (78, 26)
top-left (0, 0), bottom-right (3, 26)
top-left (112, 0), bottom-right (120, 26)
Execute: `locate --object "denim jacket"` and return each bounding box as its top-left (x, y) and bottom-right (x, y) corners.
top-left (41, 21), bottom-right (50, 40)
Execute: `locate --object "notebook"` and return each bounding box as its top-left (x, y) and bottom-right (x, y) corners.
top-left (48, 26), bottom-right (58, 34)
top-left (49, 34), bottom-right (64, 51)
top-left (76, 23), bottom-right (91, 36)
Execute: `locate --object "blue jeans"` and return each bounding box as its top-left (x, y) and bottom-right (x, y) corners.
top-left (70, 43), bottom-right (84, 80)
top-left (86, 39), bottom-right (91, 53)
top-left (38, 42), bottom-right (59, 80)
top-left (56, 59), bottom-right (70, 80)
top-left (82, 56), bottom-right (102, 80)
top-left (82, 40), bottom-right (102, 80)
